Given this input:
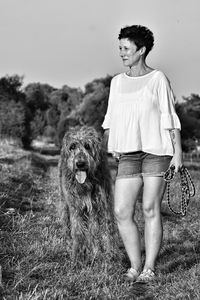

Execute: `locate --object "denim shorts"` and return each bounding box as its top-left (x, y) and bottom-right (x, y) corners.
top-left (116, 151), bottom-right (172, 178)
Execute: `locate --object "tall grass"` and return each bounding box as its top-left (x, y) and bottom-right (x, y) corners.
top-left (0, 140), bottom-right (199, 299)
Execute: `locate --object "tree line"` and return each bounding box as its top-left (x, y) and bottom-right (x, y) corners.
top-left (0, 74), bottom-right (199, 152)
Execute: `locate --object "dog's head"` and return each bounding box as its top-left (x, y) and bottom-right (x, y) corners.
top-left (61, 126), bottom-right (103, 184)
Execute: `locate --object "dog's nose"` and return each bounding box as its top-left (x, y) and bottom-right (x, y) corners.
top-left (76, 161), bottom-right (86, 169)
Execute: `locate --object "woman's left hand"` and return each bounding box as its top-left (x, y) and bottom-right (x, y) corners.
top-left (169, 152), bottom-right (183, 173)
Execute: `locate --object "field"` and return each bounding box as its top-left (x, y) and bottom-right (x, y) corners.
top-left (0, 139), bottom-right (199, 300)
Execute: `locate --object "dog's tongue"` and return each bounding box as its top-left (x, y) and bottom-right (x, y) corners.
top-left (75, 171), bottom-right (87, 184)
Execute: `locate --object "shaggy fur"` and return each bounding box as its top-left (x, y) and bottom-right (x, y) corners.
top-left (58, 126), bottom-right (115, 263)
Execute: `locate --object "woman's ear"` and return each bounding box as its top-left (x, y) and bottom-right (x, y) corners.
top-left (139, 46), bottom-right (146, 56)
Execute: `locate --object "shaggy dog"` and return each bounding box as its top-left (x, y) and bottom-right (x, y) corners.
top-left (58, 126), bottom-right (115, 263)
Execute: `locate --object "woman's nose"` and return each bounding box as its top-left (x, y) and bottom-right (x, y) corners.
top-left (120, 50), bottom-right (125, 57)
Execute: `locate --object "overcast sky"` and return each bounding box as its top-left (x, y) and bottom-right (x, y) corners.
top-left (0, 0), bottom-right (199, 101)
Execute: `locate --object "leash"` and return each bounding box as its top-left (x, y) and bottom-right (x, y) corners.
top-left (163, 165), bottom-right (195, 216)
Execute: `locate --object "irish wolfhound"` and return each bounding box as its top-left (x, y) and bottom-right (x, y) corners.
top-left (58, 126), bottom-right (115, 263)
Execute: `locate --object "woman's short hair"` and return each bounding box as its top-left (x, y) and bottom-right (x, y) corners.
top-left (118, 25), bottom-right (154, 57)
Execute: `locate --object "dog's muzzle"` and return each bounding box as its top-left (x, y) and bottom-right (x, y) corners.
top-left (74, 154), bottom-right (88, 184)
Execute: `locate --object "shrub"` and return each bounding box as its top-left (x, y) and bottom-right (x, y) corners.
top-left (0, 100), bottom-right (26, 138)
top-left (0, 75), bottom-right (28, 145)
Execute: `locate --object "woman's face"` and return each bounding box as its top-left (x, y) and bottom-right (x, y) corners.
top-left (119, 38), bottom-right (142, 68)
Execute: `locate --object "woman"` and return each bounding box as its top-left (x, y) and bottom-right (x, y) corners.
top-left (102, 25), bottom-right (182, 282)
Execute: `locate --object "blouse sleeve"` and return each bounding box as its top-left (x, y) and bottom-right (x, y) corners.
top-left (158, 73), bottom-right (181, 130)
top-left (102, 77), bottom-right (116, 129)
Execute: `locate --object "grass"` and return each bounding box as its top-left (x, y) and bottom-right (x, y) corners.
top-left (0, 139), bottom-right (199, 299)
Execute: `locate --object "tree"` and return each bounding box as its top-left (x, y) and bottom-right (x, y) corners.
top-left (182, 94), bottom-right (200, 120)
top-left (0, 74), bottom-right (24, 101)
top-left (49, 85), bottom-right (82, 117)
top-left (23, 83), bottom-right (55, 143)
top-left (24, 83), bottom-right (54, 111)
top-left (48, 85), bottom-right (83, 144)
top-left (84, 75), bottom-right (112, 94)
top-left (0, 100), bottom-right (26, 138)
top-left (176, 94), bottom-right (200, 151)
top-left (57, 76), bottom-right (112, 144)
top-left (0, 75), bottom-right (28, 144)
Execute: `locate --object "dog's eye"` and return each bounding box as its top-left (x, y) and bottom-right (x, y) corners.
top-left (69, 143), bottom-right (76, 151)
top-left (84, 143), bottom-right (91, 151)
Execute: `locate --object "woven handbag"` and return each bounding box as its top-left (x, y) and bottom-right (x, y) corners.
top-left (163, 165), bottom-right (195, 216)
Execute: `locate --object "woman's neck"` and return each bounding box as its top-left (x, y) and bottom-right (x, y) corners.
top-left (127, 63), bottom-right (153, 77)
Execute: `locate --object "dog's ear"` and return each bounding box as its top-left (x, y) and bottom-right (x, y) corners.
top-left (57, 117), bottom-right (81, 144)
top-left (60, 131), bottom-right (71, 162)
top-left (62, 130), bottom-right (75, 147)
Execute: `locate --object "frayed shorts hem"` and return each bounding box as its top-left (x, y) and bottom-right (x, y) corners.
top-left (116, 172), bottom-right (165, 179)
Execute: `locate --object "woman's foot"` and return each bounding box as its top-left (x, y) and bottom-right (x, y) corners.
top-left (137, 269), bottom-right (156, 283)
top-left (124, 268), bottom-right (139, 281)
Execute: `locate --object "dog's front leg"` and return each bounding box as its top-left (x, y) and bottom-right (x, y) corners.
top-left (70, 211), bottom-right (87, 263)
top-left (58, 192), bottom-right (71, 237)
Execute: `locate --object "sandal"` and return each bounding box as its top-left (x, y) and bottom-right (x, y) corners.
top-left (137, 269), bottom-right (156, 283)
top-left (124, 268), bottom-right (139, 281)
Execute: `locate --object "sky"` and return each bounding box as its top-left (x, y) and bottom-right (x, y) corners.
top-left (0, 0), bottom-right (200, 101)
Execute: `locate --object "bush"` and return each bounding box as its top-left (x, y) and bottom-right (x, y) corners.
top-left (56, 77), bottom-right (113, 144)
top-left (0, 100), bottom-right (26, 138)
top-left (30, 109), bottom-right (47, 139)
top-left (43, 125), bottom-right (57, 142)
top-left (0, 75), bottom-right (28, 145)
top-left (46, 106), bottom-right (60, 128)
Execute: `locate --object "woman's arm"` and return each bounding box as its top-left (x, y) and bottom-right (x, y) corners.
top-left (102, 129), bottom-right (109, 150)
top-left (169, 129), bottom-right (183, 172)
top-left (157, 73), bottom-right (182, 172)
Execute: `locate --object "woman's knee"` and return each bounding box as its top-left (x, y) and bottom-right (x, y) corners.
top-left (143, 202), bottom-right (160, 219)
top-left (114, 204), bottom-right (133, 222)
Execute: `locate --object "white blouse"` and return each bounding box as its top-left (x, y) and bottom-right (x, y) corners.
top-left (102, 70), bottom-right (181, 156)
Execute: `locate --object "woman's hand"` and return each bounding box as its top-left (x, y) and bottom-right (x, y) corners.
top-left (169, 151), bottom-right (183, 173)
top-left (112, 151), bottom-right (121, 162)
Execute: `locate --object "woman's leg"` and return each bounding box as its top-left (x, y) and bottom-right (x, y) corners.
top-left (114, 177), bottom-right (143, 271)
top-left (142, 176), bottom-right (166, 271)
